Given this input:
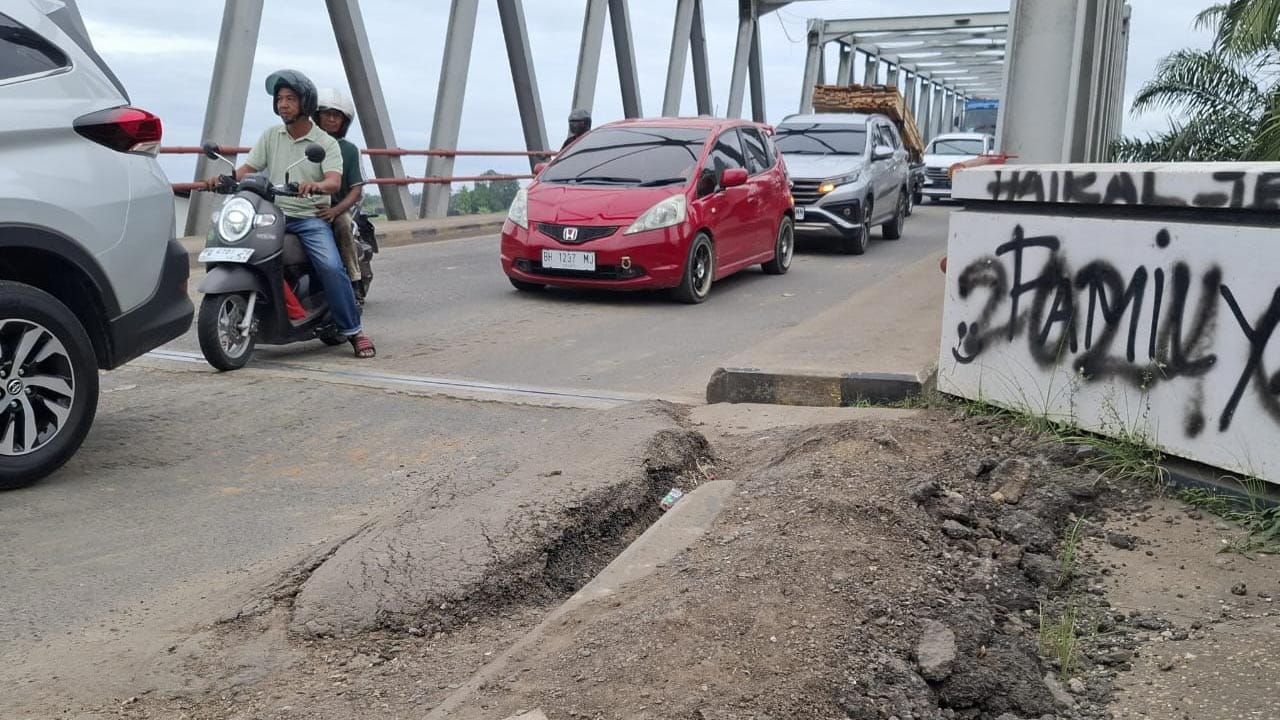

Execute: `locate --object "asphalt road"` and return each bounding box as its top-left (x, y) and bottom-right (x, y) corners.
top-left (167, 204), bottom-right (952, 400)
top-left (1, 204), bottom-right (953, 713)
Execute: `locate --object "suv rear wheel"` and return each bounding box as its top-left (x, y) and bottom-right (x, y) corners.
top-left (0, 282), bottom-right (99, 489)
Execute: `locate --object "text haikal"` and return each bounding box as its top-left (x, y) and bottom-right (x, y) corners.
top-left (983, 170), bottom-right (1280, 211)
top-left (951, 226), bottom-right (1280, 438)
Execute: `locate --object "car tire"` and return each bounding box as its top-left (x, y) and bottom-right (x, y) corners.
top-left (882, 190), bottom-right (908, 241)
top-left (198, 293), bottom-right (256, 372)
top-left (0, 281), bottom-right (99, 490)
top-left (762, 216), bottom-right (794, 275)
top-left (913, 190), bottom-right (923, 205)
top-left (673, 233), bottom-right (715, 304)
top-left (838, 202), bottom-right (871, 255)
top-left (904, 189), bottom-right (916, 217)
top-left (508, 277), bottom-right (545, 292)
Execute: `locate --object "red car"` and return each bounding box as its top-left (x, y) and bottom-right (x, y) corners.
top-left (501, 117), bottom-right (795, 303)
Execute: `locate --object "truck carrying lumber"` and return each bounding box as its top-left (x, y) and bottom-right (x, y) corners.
top-left (811, 84), bottom-right (925, 162)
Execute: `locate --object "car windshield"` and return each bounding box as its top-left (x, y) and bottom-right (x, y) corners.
top-left (773, 124), bottom-right (866, 155)
top-left (928, 138), bottom-right (986, 156)
top-left (539, 127), bottom-right (710, 187)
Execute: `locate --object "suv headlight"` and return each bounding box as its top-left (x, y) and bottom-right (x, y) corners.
top-left (217, 197), bottom-right (255, 243)
top-left (818, 172), bottom-right (861, 195)
top-left (624, 195), bottom-right (687, 235)
top-left (507, 188), bottom-right (529, 229)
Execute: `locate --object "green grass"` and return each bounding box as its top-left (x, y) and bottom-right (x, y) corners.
top-left (1056, 516), bottom-right (1087, 589)
top-left (1039, 599), bottom-right (1084, 679)
top-left (1180, 481), bottom-right (1280, 558)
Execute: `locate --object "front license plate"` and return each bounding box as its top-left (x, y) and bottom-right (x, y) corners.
top-left (199, 247), bottom-right (255, 263)
top-left (542, 249), bottom-right (596, 271)
top-left (795, 206), bottom-right (806, 221)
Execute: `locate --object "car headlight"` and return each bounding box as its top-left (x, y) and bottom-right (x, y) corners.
top-left (217, 197), bottom-right (255, 243)
top-left (818, 172), bottom-right (861, 195)
top-left (508, 188), bottom-right (529, 229)
top-left (624, 194), bottom-right (687, 235)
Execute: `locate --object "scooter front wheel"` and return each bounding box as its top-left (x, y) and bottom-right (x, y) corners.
top-left (198, 293), bottom-right (256, 371)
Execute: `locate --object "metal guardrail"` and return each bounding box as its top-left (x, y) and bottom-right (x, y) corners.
top-left (164, 146), bottom-right (549, 193)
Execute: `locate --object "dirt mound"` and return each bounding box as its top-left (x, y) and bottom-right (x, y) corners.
top-left (443, 413), bottom-right (1116, 720)
top-left (288, 401), bottom-right (712, 638)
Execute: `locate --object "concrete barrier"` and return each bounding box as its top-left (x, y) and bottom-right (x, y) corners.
top-left (706, 367), bottom-right (922, 406)
top-left (180, 212), bottom-right (507, 268)
top-left (940, 163), bottom-right (1280, 486)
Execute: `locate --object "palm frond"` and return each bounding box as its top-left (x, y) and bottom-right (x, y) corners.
top-left (1131, 48), bottom-right (1264, 122)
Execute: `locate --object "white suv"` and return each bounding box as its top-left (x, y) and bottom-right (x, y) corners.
top-left (920, 132), bottom-right (997, 202)
top-left (0, 0), bottom-right (193, 488)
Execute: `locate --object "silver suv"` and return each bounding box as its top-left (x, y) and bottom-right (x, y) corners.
top-left (0, 0), bottom-right (193, 488)
top-left (774, 113), bottom-right (911, 255)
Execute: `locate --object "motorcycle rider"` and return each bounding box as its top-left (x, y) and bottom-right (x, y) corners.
top-left (562, 109), bottom-right (592, 149)
top-left (312, 87), bottom-right (368, 303)
top-left (205, 69), bottom-right (375, 359)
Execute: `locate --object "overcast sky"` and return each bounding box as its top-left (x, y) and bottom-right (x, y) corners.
top-left (76, 0), bottom-right (1214, 185)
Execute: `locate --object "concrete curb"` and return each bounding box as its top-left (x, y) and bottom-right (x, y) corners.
top-left (180, 214), bottom-right (507, 269)
top-left (706, 367), bottom-right (923, 407)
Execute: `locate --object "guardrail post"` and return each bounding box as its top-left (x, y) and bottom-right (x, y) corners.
top-left (185, 0), bottom-right (263, 237)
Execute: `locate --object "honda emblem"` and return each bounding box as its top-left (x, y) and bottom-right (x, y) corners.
top-left (562, 227), bottom-right (579, 243)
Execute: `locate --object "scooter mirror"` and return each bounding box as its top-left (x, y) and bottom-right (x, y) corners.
top-left (202, 141), bottom-right (221, 160)
top-left (305, 143), bottom-right (326, 164)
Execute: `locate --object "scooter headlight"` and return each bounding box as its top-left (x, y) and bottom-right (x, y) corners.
top-left (217, 197), bottom-right (255, 243)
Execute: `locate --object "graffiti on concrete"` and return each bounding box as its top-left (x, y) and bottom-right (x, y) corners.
top-left (951, 224), bottom-right (1280, 437)
top-left (980, 169), bottom-right (1280, 210)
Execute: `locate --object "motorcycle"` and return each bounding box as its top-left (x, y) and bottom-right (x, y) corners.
top-left (195, 141), bottom-right (352, 371)
top-left (351, 205), bottom-right (378, 302)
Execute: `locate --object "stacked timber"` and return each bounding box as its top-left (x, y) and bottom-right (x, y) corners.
top-left (811, 84), bottom-right (925, 161)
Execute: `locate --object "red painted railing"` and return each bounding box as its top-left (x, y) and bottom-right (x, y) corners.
top-left (164, 145), bottom-right (549, 193)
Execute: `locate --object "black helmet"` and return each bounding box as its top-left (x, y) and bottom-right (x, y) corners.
top-left (568, 108), bottom-right (592, 135)
top-left (265, 69), bottom-right (318, 118)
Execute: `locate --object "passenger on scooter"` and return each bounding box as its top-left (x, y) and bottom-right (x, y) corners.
top-left (313, 87), bottom-right (367, 301)
top-left (205, 69), bottom-right (376, 358)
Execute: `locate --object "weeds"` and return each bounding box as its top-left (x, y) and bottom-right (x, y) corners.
top-left (1179, 481), bottom-right (1280, 558)
top-left (1056, 516), bottom-right (1087, 589)
top-left (1039, 599), bottom-right (1083, 679)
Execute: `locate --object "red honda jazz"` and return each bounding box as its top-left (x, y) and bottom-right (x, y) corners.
top-left (501, 117), bottom-right (795, 303)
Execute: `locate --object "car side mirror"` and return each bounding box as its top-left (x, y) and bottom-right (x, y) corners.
top-left (533, 162), bottom-right (548, 175)
top-left (721, 167), bottom-right (748, 188)
top-left (201, 141), bottom-right (221, 160)
top-left (305, 143), bottom-right (326, 163)
top-left (872, 145), bottom-right (894, 161)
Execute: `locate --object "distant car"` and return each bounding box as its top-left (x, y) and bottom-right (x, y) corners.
top-left (501, 117), bottom-right (795, 303)
top-left (920, 132), bottom-right (997, 202)
top-left (774, 113), bottom-right (911, 255)
top-left (0, 0), bottom-right (193, 488)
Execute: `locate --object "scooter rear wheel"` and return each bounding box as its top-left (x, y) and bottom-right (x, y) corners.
top-left (198, 293), bottom-right (256, 371)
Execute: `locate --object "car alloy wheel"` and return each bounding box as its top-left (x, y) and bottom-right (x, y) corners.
top-left (0, 319), bottom-right (75, 458)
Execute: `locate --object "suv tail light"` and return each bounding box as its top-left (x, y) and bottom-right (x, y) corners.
top-left (74, 107), bottom-right (163, 156)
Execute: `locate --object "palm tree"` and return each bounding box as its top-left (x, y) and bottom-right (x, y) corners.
top-left (1113, 4), bottom-right (1279, 161)
top-left (1202, 0), bottom-right (1280, 53)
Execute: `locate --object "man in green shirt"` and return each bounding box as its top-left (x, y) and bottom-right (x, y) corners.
top-left (204, 70), bottom-right (374, 358)
top-left (314, 87), bottom-right (368, 301)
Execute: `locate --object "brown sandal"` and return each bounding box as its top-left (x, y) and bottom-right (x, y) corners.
top-left (350, 333), bottom-right (376, 359)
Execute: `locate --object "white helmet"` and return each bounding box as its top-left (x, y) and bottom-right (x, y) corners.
top-left (315, 87), bottom-right (355, 123)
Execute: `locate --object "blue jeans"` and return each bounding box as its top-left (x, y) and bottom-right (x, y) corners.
top-left (286, 217), bottom-right (362, 336)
